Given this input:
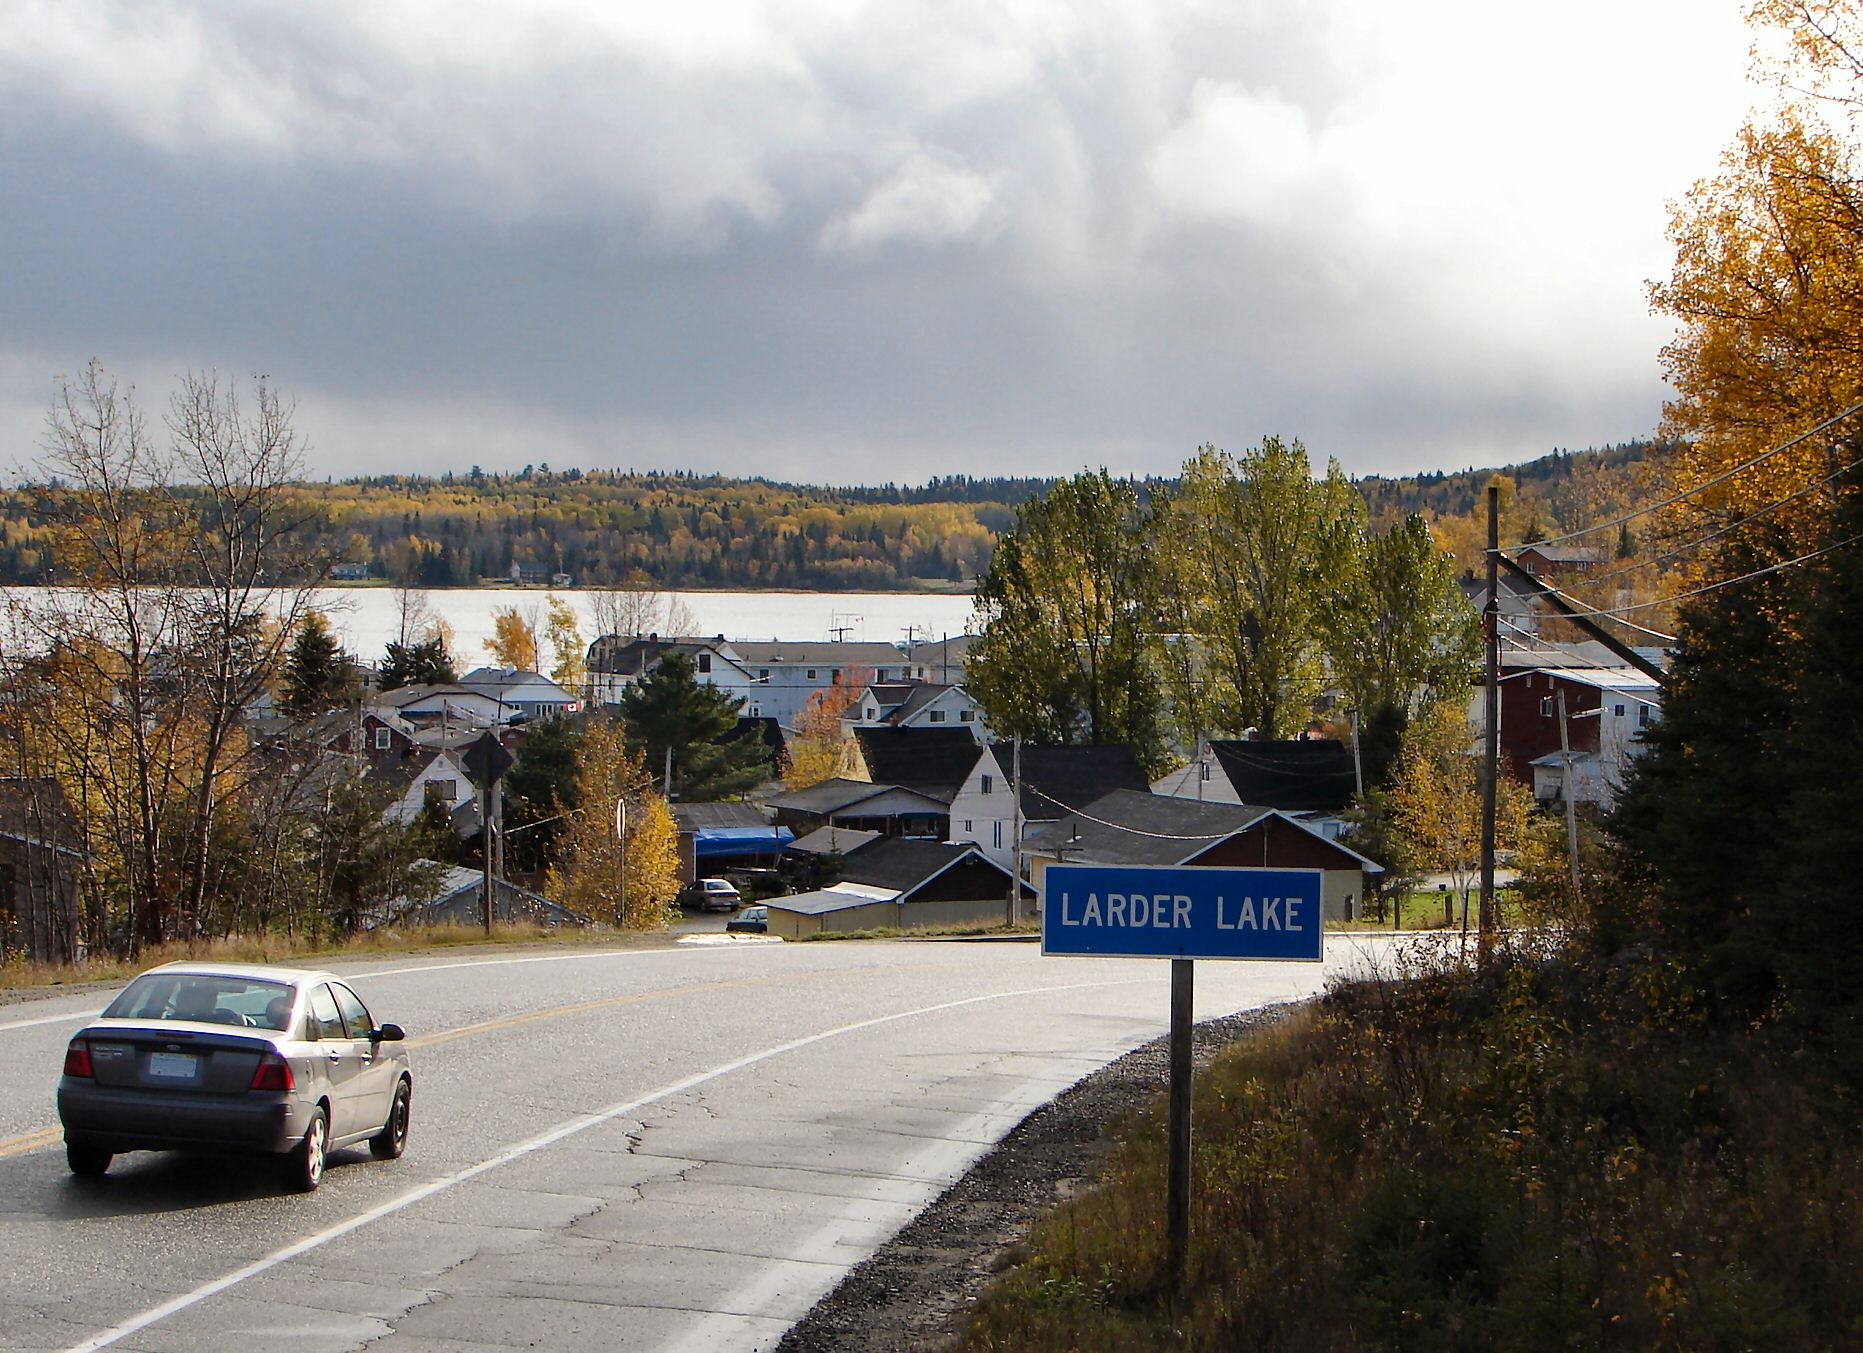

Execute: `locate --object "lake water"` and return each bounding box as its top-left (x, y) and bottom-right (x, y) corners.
top-left (307, 588), bottom-right (981, 666)
top-left (0, 586), bottom-right (982, 667)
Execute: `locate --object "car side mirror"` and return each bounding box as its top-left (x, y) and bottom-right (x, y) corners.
top-left (374, 1023), bottom-right (406, 1042)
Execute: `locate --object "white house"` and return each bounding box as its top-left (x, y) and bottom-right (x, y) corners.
top-left (849, 682), bottom-right (988, 738)
top-left (458, 667), bottom-right (581, 721)
top-left (947, 743), bottom-right (1151, 870)
top-left (372, 749), bottom-right (475, 826)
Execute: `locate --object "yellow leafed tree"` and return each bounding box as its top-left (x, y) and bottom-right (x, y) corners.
top-left (782, 667), bottom-right (869, 789)
top-left (544, 717), bottom-right (679, 928)
top-left (1651, 2), bottom-right (1863, 543)
top-left (1388, 701), bottom-right (1530, 914)
top-left (544, 593), bottom-right (585, 691)
top-left (484, 605), bottom-right (541, 672)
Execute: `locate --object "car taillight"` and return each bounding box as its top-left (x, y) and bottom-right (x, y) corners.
top-left (63, 1041), bottom-right (93, 1078)
top-left (250, 1053), bottom-right (294, 1092)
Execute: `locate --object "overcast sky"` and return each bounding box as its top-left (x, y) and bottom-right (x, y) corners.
top-left (0, 1), bottom-right (1758, 484)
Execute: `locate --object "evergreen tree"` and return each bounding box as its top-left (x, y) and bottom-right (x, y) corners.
top-left (1610, 528), bottom-right (1802, 1007)
top-left (281, 612), bottom-right (357, 716)
top-left (501, 714), bottom-right (583, 873)
top-left (620, 652), bottom-right (772, 800)
top-left (380, 636), bottom-right (457, 689)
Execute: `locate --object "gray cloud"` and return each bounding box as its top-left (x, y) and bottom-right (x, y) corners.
top-left (0, 1), bottom-right (1755, 482)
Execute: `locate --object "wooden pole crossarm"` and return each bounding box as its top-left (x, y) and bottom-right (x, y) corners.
top-left (1491, 552), bottom-right (1668, 684)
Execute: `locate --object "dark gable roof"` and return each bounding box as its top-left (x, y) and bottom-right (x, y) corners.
top-left (770, 776), bottom-right (897, 814)
top-left (1208, 739), bottom-right (1357, 813)
top-left (1024, 789), bottom-right (1269, 867)
top-left (853, 727), bottom-right (983, 803)
top-left (1010, 744), bottom-right (1150, 820)
top-left (838, 837), bottom-right (1006, 895)
top-left (671, 802), bottom-right (768, 830)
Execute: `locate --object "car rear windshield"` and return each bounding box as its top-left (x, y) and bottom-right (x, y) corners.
top-left (104, 974), bottom-right (296, 1031)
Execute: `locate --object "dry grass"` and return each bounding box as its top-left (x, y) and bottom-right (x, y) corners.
top-left (960, 940), bottom-right (1863, 1351)
top-left (0, 922), bottom-right (668, 993)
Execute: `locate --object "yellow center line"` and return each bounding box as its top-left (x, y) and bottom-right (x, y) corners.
top-left (0, 1125), bottom-right (62, 1159)
top-left (0, 967), bottom-right (870, 1160)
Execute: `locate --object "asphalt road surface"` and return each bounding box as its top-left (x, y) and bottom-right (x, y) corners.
top-left (0, 935), bottom-right (1400, 1352)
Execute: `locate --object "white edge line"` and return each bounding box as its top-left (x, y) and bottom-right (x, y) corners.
top-left (0, 1008), bottom-right (103, 1034)
top-left (62, 976), bottom-right (1150, 1353)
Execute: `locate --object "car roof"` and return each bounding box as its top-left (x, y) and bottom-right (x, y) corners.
top-left (138, 961), bottom-right (340, 987)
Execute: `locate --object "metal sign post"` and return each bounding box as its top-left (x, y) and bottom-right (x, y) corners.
top-left (1042, 863), bottom-right (1324, 1279)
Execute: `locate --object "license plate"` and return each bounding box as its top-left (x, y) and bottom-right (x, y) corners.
top-left (147, 1052), bottom-right (198, 1079)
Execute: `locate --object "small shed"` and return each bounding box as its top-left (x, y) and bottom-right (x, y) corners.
top-left (764, 839), bottom-right (1031, 938)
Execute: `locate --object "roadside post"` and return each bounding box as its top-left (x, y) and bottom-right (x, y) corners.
top-left (1041, 863), bottom-right (1324, 1280)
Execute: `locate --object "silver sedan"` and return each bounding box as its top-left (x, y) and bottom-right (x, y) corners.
top-left (57, 962), bottom-right (412, 1191)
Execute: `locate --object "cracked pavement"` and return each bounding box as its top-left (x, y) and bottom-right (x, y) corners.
top-left (0, 935), bottom-right (1398, 1351)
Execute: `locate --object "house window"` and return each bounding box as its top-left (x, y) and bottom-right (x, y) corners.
top-left (1638, 706), bottom-right (1652, 727)
top-left (929, 710), bottom-right (946, 723)
top-left (960, 709), bottom-right (973, 722)
top-left (749, 704), bottom-right (761, 718)
top-left (698, 653), bottom-right (712, 674)
top-left (1540, 697), bottom-right (1554, 718)
top-left (831, 669), bottom-right (841, 684)
top-left (759, 669), bottom-right (769, 679)
top-left (1614, 704), bottom-right (1626, 717)
top-left (424, 779), bottom-right (458, 807)
top-left (964, 819), bottom-right (973, 832)
top-left (807, 668), bottom-right (817, 679)
top-left (981, 774), bottom-right (993, 794)
top-left (374, 726), bottom-right (391, 750)
top-left (993, 820), bottom-right (1003, 848)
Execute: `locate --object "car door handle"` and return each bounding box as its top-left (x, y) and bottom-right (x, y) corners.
top-left (327, 1049), bottom-right (342, 1063)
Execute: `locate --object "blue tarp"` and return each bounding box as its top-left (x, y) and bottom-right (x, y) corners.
top-left (693, 826), bottom-right (795, 858)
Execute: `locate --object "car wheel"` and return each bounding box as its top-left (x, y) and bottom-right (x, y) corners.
top-left (370, 1079), bottom-right (411, 1161)
top-left (286, 1106), bottom-right (328, 1192)
top-left (65, 1140), bottom-right (111, 1178)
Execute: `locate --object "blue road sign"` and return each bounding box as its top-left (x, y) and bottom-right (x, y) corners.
top-left (1041, 863), bottom-right (1324, 962)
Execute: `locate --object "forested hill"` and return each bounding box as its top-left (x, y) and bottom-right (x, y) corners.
top-left (0, 449), bottom-right (1655, 589)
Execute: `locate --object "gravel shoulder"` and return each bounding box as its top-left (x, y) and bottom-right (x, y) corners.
top-left (778, 1004), bottom-right (1296, 1352)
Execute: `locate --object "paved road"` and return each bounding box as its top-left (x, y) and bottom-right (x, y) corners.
top-left (0, 935), bottom-right (1399, 1352)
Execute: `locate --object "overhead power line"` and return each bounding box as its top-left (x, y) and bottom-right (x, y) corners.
top-left (1521, 400), bottom-right (1863, 551)
top-left (1583, 441), bottom-right (1863, 588)
top-left (1547, 530), bottom-right (1863, 621)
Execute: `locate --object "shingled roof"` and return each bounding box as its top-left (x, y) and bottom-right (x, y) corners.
top-left (1207, 739), bottom-right (1358, 813)
top-left (852, 727), bottom-right (983, 803)
top-left (1008, 744), bottom-right (1151, 821)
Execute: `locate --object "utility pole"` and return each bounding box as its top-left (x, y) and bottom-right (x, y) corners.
top-left (663, 743), bottom-right (674, 799)
top-left (1480, 483), bottom-right (1499, 954)
top-left (1348, 707), bottom-right (1364, 800)
top-left (1008, 736), bottom-right (1023, 927)
top-left (1556, 689), bottom-right (1582, 907)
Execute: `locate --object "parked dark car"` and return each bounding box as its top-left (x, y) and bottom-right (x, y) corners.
top-left (57, 962), bottom-right (412, 1191)
top-left (725, 905), bottom-right (768, 934)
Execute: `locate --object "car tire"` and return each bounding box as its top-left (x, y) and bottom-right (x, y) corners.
top-left (65, 1140), bottom-right (111, 1178)
top-left (286, 1106), bottom-right (328, 1192)
top-left (370, 1079), bottom-right (411, 1161)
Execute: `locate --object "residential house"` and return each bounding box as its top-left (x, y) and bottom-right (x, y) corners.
top-left (458, 668), bottom-right (580, 721)
top-left (1514, 543), bottom-right (1605, 578)
top-left (850, 726), bottom-right (982, 803)
top-left (510, 562), bottom-right (554, 586)
top-left (368, 748), bottom-right (476, 827)
top-left (768, 776), bottom-right (952, 840)
top-left (763, 838), bottom-right (1032, 939)
top-left (948, 743), bottom-right (1151, 870)
top-left (1152, 738), bottom-right (1359, 835)
top-left (902, 633), bottom-right (976, 685)
top-left (1494, 663), bottom-right (1662, 804)
top-left (1023, 789), bottom-right (1383, 922)
top-left (370, 683), bottom-right (515, 732)
top-left (727, 640), bottom-right (909, 727)
top-left (849, 683), bottom-right (987, 738)
top-left (584, 635), bottom-right (760, 711)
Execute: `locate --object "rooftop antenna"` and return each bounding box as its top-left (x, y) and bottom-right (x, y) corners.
top-left (829, 612), bottom-right (862, 642)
